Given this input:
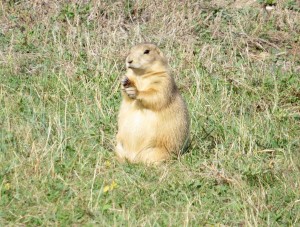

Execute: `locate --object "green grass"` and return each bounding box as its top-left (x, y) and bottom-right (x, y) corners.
top-left (1, 1), bottom-right (300, 226)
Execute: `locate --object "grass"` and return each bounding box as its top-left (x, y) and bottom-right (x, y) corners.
top-left (0, 0), bottom-right (300, 226)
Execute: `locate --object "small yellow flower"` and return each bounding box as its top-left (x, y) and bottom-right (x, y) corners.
top-left (103, 185), bottom-right (110, 193)
top-left (4, 183), bottom-right (11, 190)
top-left (104, 161), bottom-right (111, 168)
top-left (110, 180), bottom-right (117, 190)
top-left (103, 180), bottom-right (118, 193)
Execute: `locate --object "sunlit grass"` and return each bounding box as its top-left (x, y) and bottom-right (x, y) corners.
top-left (0, 1), bottom-right (299, 226)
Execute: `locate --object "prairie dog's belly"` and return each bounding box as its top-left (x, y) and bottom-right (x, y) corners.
top-left (118, 103), bottom-right (157, 151)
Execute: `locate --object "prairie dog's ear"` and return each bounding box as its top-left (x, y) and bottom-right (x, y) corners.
top-left (154, 47), bottom-right (165, 58)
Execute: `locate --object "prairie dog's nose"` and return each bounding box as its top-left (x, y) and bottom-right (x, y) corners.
top-left (128, 60), bottom-right (133, 64)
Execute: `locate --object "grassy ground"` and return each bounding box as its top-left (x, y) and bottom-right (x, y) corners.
top-left (0, 0), bottom-right (300, 226)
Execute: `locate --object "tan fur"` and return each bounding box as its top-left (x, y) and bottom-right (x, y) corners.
top-left (115, 43), bottom-right (189, 164)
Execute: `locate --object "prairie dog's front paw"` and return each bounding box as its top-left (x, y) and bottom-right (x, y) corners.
top-left (121, 76), bottom-right (137, 99)
top-left (121, 76), bottom-right (131, 88)
top-left (124, 86), bottom-right (137, 99)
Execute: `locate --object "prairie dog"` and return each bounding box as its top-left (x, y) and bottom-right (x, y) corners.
top-left (115, 43), bottom-right (189, 164)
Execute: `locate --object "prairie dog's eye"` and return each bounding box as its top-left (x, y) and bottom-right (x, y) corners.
top-left (144, 49), bottom-right (150, 54)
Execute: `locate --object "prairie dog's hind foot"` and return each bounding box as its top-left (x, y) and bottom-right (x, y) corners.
top-left (115, 142), bottom-right (133, 163)
top-left (115, 142), bottom-right (170, 165)
top-left (137, 148), bottom-right (170, 165)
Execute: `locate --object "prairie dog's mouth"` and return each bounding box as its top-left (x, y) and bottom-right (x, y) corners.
top-left (127, 63), bottom-right (140, 69)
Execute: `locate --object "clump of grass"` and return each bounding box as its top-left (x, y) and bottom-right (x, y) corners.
top-left (0, 1), bottom-right (299, 226)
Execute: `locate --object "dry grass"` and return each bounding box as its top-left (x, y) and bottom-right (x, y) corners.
top-left (0, 0), bottom-right (300, 226)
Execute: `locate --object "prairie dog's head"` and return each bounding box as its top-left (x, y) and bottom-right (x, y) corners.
top-left (126, 43), bottom-right (168, 74)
